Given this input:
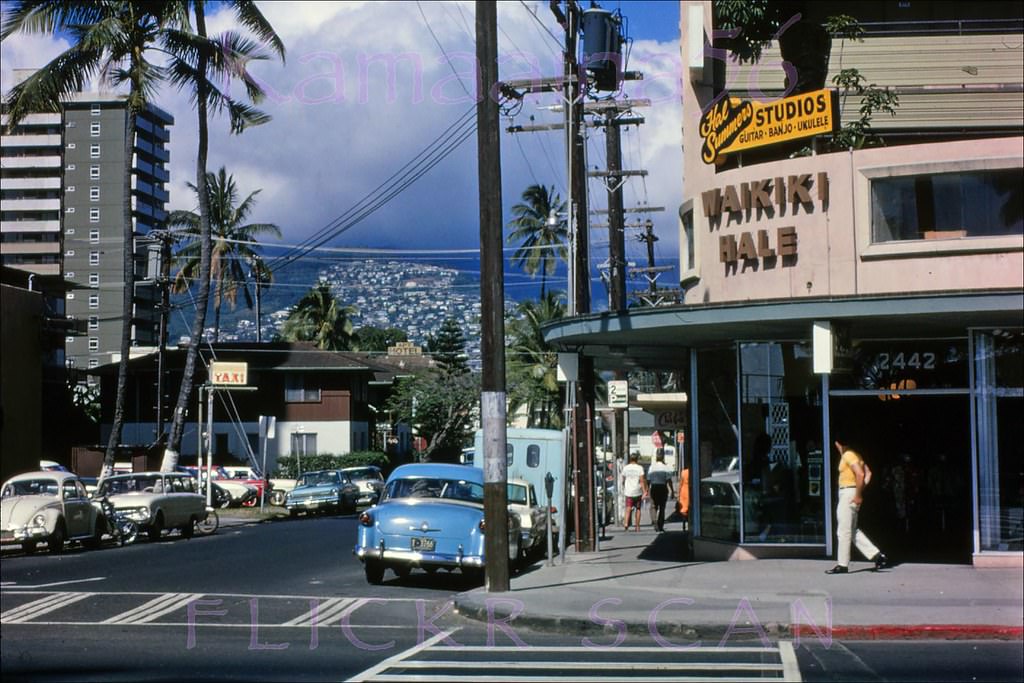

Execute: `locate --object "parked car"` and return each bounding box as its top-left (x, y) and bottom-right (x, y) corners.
top-left (700, 472), bottom-right (740, 541)
top-left (284, 470), bottom-right (359, 516)
top-left (354, 463), bottom-right (521, 584)
top-left (94, 472), bottom-right (207, 541)
top-left (1, 471), bottom-right (105, 553)
top-left (341, 466), bottom-right (385, 506)
top-left (178, 466), bottom-right (257, 508)
top-left (507, 478), bottom-right (558, 559)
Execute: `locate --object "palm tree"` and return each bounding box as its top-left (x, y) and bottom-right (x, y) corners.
top-left (170, 167), bottom-right (281, 342)
top-left (506, 290), bottom-right (567, 429)
top-left (2, 1), bottom-right (191, 475)
top-left (280, 282), bottom-right (359, 351)
top-left (507, 184), bottom-right (569, 299)
top-left (161, 0), bottom-right (284, 471)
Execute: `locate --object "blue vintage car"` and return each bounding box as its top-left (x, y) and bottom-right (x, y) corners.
top-left (284, 469), bottom-right (359, 517)
top-left (354, 463), bottom-right (520, 584)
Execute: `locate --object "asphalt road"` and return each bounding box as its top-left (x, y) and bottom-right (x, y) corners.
top-left (2, 514), bottom-right (1021, 682)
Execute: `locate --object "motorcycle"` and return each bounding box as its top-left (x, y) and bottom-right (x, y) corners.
top-left (95, 495), bottom-right (138, 547)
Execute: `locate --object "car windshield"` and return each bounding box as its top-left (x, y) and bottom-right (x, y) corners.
top-left (298, 471), bottom-right (340, 487)
top-left (507, 484), bottom-right (528, 505)
top-left (345, 468), bottom-right (382, 481)
top-left (2, 478), bottom-right (60, 498)
top-left (98, 475), bottom-right (164, 496)
top-left (385, 477), bottom-right (484, 503)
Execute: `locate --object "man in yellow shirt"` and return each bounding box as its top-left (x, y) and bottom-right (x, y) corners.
top-left (826, 438), bottom-right (889, 575)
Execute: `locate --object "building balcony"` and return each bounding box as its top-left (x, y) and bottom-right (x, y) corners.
top-left (0, 219), bottom-right (61, 234)
top-left (1, 197), bottom-right (61, 212)
top-left (0, 112), bottom-right (61, 127)
top-left (0, 176), bottom-right (61, 190)
top-left (0, 133), bottom-right (61, 148)
top-left (0, 242), bottom-right (60, 255)
top-left (0, 155), bottom-right (61, 169)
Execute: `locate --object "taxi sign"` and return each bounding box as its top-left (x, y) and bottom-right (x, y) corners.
top-left (210, 362), bottom-right (248, 386)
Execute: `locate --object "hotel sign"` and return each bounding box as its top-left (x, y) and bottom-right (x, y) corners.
top-left (699, 89), bottom-right (839, 164)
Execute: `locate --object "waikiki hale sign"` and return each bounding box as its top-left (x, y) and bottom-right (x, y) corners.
top-left (700, 88), bottom-right (839, 164)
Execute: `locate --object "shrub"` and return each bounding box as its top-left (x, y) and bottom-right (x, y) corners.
top-left (274, 451), bottom-right (390, 478)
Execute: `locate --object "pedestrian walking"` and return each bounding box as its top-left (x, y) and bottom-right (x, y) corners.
top-left (647, 450), bottom-right (674, 532)
top-left (826, 437), bottom-right (889, 574)
top-left (621, 452), bottom-right (647, 532)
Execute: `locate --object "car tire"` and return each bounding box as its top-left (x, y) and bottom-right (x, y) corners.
top-left (462, 567), bottom-right (485, 585)
top-left (181, 517), bottom-right (195, 539)
top-left (392, 564), bottom-right (411, 579)
top-left (147, 513), bottom-right (164, 541)
top-left (48, 521), bottom-right (66, 554)
top-left (269, 490), bottom-right (286, 507)
top-left (84, 519), bottom-right (105, 550)
top-left (21, 541), bottom-right (37, 554)
top-left (365, 560), bottom-right (385, 585)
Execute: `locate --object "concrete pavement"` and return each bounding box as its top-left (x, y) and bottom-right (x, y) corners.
top-left (453, 526), bottom-right (1024, 641)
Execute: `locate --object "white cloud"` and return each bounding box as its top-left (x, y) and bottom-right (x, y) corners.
top-left (2, 1), bottom-right (684, 289)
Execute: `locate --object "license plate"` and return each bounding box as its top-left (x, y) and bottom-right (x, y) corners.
top-left (411, 536), bottom-right (435, 552)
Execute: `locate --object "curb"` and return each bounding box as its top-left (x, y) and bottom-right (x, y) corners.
top-left (453, 598), bottom-right (1024, 641)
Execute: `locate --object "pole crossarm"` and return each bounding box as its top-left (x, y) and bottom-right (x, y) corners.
top-left (592, 206), bottom-right (665, 215)
top-left (590, 220), bottom-right (654, 229)
top-left (587, 169), bottom-right (648, 178)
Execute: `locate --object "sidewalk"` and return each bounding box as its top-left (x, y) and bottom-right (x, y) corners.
top-left (453, 526), bottom-right (1024, 641)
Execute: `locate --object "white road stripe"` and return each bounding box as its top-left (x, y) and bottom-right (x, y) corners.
top-left (102, 592), bottom-right (201, 625)
top-left (348, 627), bottom-right (463, 683)
top-left (394, 660), bottom-right (784, 671)
top-left (1, 592), bottom-right (92, 623)
top-left (1, 577), bottom-right (107, 589)
top-left (779, 641), bottom-right (802, 682)
top-left (282, 597), bottom-right (364, 627)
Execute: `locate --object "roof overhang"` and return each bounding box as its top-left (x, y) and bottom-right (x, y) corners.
top-left (543, 290), bottom-right (1024, 371)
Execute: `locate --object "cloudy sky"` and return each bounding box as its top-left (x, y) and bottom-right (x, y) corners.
top-left (1, 1), bottom-right (683, 302)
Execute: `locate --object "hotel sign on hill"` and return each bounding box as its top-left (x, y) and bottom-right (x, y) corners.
top-left (700, 88), bottom-right (839, 164)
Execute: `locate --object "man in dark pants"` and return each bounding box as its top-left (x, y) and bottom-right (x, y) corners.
top-left (647, 450), bottom-right (675, 532)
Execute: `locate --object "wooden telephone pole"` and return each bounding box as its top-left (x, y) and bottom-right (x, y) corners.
top-left (476, 0), bottom-right (509, 592)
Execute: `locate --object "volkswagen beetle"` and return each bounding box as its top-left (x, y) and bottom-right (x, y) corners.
top-left (354, 463), bottom-right (520, 584)
top-left (1, 470), bottom-right (104, 553)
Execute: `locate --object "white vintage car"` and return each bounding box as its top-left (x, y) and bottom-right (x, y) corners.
top-left (95, 472), bottom-right (207, 541)
top-left (1, 470), bottom-right (104, 553)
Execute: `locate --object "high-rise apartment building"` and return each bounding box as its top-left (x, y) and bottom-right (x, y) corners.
top-left (2, 72), bottom-right (173, 377)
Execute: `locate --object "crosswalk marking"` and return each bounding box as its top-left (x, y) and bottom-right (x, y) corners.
top-left (348, 629), bottom-right (802, 682)
top-left (1, 592), bottom-right (92, 623)
top-left (101, 592), bottom-right (201, 625)
top-left (281, 597), bottom-right (366, 627)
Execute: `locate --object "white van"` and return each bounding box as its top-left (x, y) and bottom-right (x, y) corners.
top-left (470, 428), bottom-right (566, 518)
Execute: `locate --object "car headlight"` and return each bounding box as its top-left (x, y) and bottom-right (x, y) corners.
top-left (127, 507), bottom-right (150, 522)
top-left (330, 488), bottom-right (339, 496)
top-left (359, 511), bottom-right (373, 527)
top-left (31, 513), bottom-right (47, 529)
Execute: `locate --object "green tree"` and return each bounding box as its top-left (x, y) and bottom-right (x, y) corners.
top-left (384, 369), bottom-right (479, 462)
top-left (427, 317), bottom-right (469, 376)
top-left (506, 184), bottom-right (568, 299)
top-left (163, 0), bottom-right (284, 471)
top-left (506, 290), bottom-right (566, 429)
top-left (2, 1), bottom-right (191, 473)
top-left (169, 166), bottom-right (281, 342)
top-left (353, 326), bottom-right (408, 352)
top-left (280, 282), bottom-right (359, 350)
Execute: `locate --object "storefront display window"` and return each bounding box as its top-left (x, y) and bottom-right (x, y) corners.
top-left (739, 343), bottom-right (824, 545)
top-left (974, 329), bottom-right (1024, 553)
top-left (695, 347), bottom-right (739, 542)
top-left (871, 168), bottom-right (1023, 243)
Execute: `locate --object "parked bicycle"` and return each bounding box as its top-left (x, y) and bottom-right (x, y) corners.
top-left (95, 494), bottom-right (138, 546)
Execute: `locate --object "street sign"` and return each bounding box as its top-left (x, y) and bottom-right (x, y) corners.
top-left (655, 409), bottom-right (687, 430)
top-left (608, 380), bottom-right (628, 408)
top-left (210, 361), bottom-right (248, 386)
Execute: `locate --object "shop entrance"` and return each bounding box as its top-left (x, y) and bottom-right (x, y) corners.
top-left (830, 394), bottom-right (973, 564)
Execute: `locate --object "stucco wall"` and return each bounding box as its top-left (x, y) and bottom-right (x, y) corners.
top-left (679, 1), bottom-right (1024, 306)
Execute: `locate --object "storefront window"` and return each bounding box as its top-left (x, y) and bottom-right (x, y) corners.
top-left (739, 343), bottom-right (825, 544)
top-left (974, 329), bottom-right (1024, 552)
top-left (696, 347), bottom-right (739, 542)
top-left (871, 168), bottom-right (1023, 243)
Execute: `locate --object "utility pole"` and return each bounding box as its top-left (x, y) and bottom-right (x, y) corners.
top-left (476, 0), bottom-right (509, 593)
